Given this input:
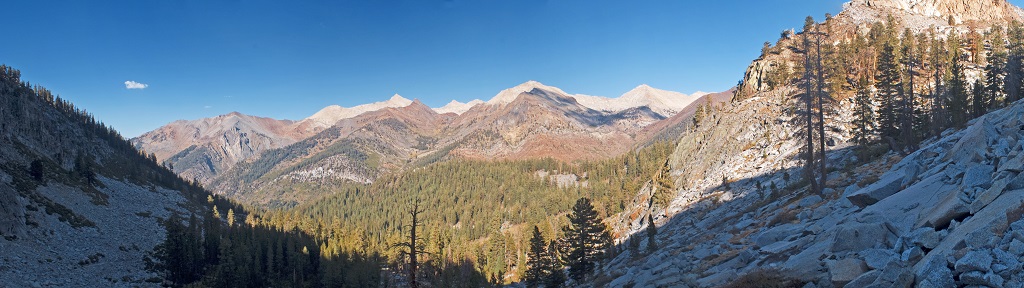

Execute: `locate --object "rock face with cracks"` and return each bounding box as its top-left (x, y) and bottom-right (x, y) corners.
top-left (602, 94), bottom-right (1024, 287)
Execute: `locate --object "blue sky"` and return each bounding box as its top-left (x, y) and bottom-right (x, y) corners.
top-left (4, 0), bottom-right (975, 137)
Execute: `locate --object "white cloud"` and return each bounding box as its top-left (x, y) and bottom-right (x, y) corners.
top-left (124, 80), bottom-right (148, 89)
top-left (204, 105), bottom-right (212, 109)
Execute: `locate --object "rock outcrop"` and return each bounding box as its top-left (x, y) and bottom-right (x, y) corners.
top-left (848, 0), bottom-right (1024, 25)
top-left (131, 112), bottom-right (307, 184)
top-left (601, 82), bottom-right (1024, 287)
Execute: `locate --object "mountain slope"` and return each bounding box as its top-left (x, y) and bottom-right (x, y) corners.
top-left (208, 99), bottom-right (453, 206)
top-left (0, 66), bottom-right (212, 286)
top-left (600, 1), bottom-right (1024, 287)
top-left (434, 99), bottom-right (484, 115)
top-left (298, 94), bottom-right (413, 129)
top-left (442, 86), bottom-right (663, 162)
top-left (132, 112), bottom-right (306, 184)
top-left (573, 84), bottom-right (702, 117)
top-left (153, 81), bottom-right (721, 207)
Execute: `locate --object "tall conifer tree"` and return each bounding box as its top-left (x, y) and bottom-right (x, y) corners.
top-left (564, 198), bottom-right (609, 282)
top-left (525, 226), bottom-right (552, 287)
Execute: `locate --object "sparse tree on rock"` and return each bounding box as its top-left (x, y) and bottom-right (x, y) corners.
top-left (645, 214), bottom-right (658, 253)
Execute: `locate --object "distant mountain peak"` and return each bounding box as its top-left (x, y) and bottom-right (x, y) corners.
top-left (573, 84), bottom-right (697, 117)
top-left (434, 99), bottom-right (484, 115)
top-left (486, 81), bottom-right (570, 106)
top-left (388, 94), bottom-right (408, 102)
top-left (302, 94), bottom-right (414, 128)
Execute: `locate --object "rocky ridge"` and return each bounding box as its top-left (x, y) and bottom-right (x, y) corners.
top-left (741, 0), bottom-right (1024, 94)
top-left (603, 81), bottom-right (1024, 288)
top-left (599, 0), bottom-right (1024, 285)
top-left (132, 112), bottom-right (306, 184)
top-left (299, 94), bottom-right (414, 129)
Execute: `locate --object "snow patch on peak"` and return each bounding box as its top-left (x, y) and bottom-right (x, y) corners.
top-left (388, 94), bottom-right (409, 103)
top-left (690, 91), bottom-right (710, 98)
top-left (486, 81), bottom-right (569, 106)
top-left (302, 94), bottom-right (414, 128)
top-left (434, 99), bottom-right (484, 115)
top-left (573, 85), bottom-right (700, 117)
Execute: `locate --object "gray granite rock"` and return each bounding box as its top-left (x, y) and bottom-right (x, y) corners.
top-left (828, 258), bottom-right (867, 287)
top-left (859, 248), bottom-right (898, 270)
top-left (845, 270), bottom-right (879, 288)
top-left (831, 222), bottom-right (897, 252)
top-left (955, 250), bottom-right (994, 273)
top-left (847, 174), bottom-right (904, 208)
top-left (962, 165), bottom-right (995, 189)
top-left (916, 256), bottom-right (955, 288)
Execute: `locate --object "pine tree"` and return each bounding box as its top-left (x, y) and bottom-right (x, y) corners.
top-left (29, 159), bottom-right (44, 182)
top-left (948, 52), bottom-right (971, 128)
top-left (930, 29), bottom-right (949, 137)
top-left (396, 201), bottom-right (426, 288)
top-left (564, 198), bottom-right (609, 282)
top-left (799, 16), bottom-right (821, 195)
top-left (972, 80), bottom-right (986, 118)
top-left (813, 24), bottom-right (831, 189)
top-left (1007, 21), bottom-right (1024, 103)
top-left (227, 208), bottom-right (236, 227)
top-left (525, 226), bottom-right (551, 287)
top-left (986, 26), bottom-right (1008, 110)
top-left (876, 41), bottom-right (902, 141)
top-left (545, 240), bottom-right (567, 288)
top-left (853, 75), bottom-right (875, 145)
top-left (645, 214), bottom-right (658, 253)
top-left (900, 29), bottom-right (919, 151)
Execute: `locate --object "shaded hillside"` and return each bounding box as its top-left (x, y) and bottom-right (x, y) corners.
top-left (0, 65), bottom-right (208, 286)
top-left (0, 65), bottom-right (383, 287)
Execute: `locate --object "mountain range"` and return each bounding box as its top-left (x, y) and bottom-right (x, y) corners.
top-left (133, 80), bottom-right (722, 206)
top-left (13, 0), bottom-right (1024, 286)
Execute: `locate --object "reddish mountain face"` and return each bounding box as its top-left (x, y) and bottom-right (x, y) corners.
top-left (135, 82), bottom-right (723, 206)
top-left (131, 112), bottom-right (309, 183)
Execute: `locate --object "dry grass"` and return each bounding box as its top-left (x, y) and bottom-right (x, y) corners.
top-left (720, 269), bottom-right (806, 288)
top-left (729, 228), bottom-right (757, 245)
top-left (767, 209), bottom-right (799, 227)
top-left (699, 247), bottom-right (743, 271)
top-left (1007, 201), bottom-right (1024, 227)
